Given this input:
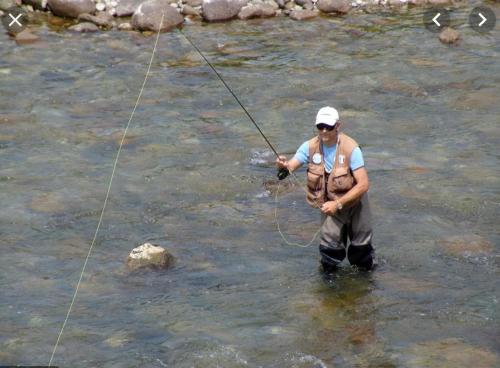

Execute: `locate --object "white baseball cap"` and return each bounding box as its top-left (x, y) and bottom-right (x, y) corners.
top-left (315, 106), bottom-right (340, 127)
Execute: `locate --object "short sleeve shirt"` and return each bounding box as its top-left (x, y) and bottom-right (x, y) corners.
top-left (293, 140), bottom-right (364, 173)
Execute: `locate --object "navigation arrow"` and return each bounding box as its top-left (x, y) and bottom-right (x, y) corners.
top-left (478, 12), bottom-right (487, 27)
top-left (433, 13), bottom-right (441, 27)
top-left (469, 7), bottom-right (496, 33)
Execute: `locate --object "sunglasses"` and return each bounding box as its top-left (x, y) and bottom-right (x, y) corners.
top-left (316, 123), bottom-right (336, 131)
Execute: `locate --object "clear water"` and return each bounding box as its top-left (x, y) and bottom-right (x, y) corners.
top-left (1, 4), bottom-right (499, 367)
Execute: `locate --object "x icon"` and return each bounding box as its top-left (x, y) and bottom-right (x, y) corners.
top-left (8, 13), bottom-right (23, 27)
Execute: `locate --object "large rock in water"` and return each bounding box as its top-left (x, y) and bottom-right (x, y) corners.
top-left (115, 0), bottom-right (142, 17)
top-left (439, 27), bottom-right (460, 45)
top-left (238, 3), bottom-right (275, 19)
top-left (132, 0), bottom-right (183, 31)
top-left (317, 0), bottom-right (350, 13)
top-left (0, 0), bottom-right (16, 11)
top-left (289, 9), bottom-right (317, 20)
top-left (202, 0), bottom-right (247, 22)
top-left (47, 0), bottom-right (95, 18)
top-left (127, 243), bottom-right (174, 270)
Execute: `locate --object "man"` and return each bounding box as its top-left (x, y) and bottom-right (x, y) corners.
top-left (276, 106), bottom-right (375, 271)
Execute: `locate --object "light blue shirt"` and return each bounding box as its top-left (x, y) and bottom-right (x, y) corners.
top-left (294, 141), bottom-right (365, 173)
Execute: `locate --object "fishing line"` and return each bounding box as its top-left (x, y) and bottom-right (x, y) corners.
top-left (178, 28), bottom-right (281, 158)
top-left (48, 14), bottom-right (165, 367)
top-left (178, 29), bottom-right (325, 247)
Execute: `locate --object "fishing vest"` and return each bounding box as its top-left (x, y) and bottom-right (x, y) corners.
top-left (306, 133), bottom-right (359, 208)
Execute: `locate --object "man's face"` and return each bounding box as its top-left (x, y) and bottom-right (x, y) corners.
top-left (317, 123), bottom-right (338, 145)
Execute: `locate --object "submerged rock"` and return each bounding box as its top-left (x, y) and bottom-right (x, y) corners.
top-left (131, 0), bottom-right (184, 31)
top-left (30, 192), bottom-right (65, 212)
top-left (103, 331), bottom-right (131, 348)
top-left (127, 242), bottom-right (174, 270)
top-left (78, 12), bottom-right (113, 28)
top-left (289, 8), bottom-right (317, 20)
top-left (15, 29), bottom-right (40, 44)
top-left (118, 21), bottom-right (133, 30)
top-left (439, 27), bottom-right (460, 44)
top-left (48, 0), bottom-right (95, 18)
top-left (68, 21), bottom-right (99, 31)
top-left (451, 88), bottom-right (498, 110)
top-left (404, 338), bottom-right (498, 368)
top-left (440, 235), bottom-right (493, 258)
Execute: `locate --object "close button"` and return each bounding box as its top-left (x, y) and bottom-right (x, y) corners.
top-left (1, 6), bottom-right (28, 34)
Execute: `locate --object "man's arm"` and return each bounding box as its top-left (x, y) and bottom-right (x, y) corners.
top-left (276, 156), bottom-right (303, 173)
top-left (321, 167), bottom-right (369, 215)
top-left (339, 167), bottom-right (369, 207)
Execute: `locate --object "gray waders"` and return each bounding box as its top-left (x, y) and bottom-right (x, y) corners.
top-left (319, 192), bottom-right (375, 271)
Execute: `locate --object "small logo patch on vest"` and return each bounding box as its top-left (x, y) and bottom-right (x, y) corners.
top-left (339, 154), bottom-right (345, 165)
top-left (312, 153), bottom-right (322, 164)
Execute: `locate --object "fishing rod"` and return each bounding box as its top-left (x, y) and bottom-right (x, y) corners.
top-left (178, 29), bottom-right (290, 180)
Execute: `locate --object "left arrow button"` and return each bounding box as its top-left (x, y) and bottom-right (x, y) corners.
top-left (424, 8), bottom-right (450, 33)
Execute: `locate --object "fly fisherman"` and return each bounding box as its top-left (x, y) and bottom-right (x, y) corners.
top-left (276, 107), bottom-right (375, 271)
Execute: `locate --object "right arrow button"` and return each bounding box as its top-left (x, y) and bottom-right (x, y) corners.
top-left (470, 7), bottom-right (496, 33)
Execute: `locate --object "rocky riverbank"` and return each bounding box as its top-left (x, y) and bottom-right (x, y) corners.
top-left (1, 0), bottom-right (463, 34)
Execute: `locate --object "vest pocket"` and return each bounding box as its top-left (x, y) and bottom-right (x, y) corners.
top-left (328, 167), bottom-right (355, 193)
top-left (306, 167), bottom-right (324, 207)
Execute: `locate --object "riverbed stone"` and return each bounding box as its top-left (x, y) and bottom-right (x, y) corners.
top-left (0, 0), bottom-right (15, 10)
top-left (48, 0), bottom-right (95, 18)
top-left (15, 29), bottom-right (40, 44)
top-left (68, 21), bottom-right (99, 31)
top-left (30, 192), bottom-right (65, 212)
top-left (22, 0), bottom-right (47, 10)
top-left (427, 0), bottom-right (450, 4)
top-left (185, 0), bottom-right (202, 5)
top-left (295, 0), bottom-right (312, 8)
top-left (289, 8), bottom-right (317, 19)
top-left (440, 235), bottom-right (493, 258)
top-left (439, 27), bottom-right (459, 44)
top-left (115, 0), bottom-right (141, 16)
top-left (181, 3), bottom-right (199, 14)
top-left (127, 242), bottom-right (174, 270)
top-left (104, 331), bottom-right (131, 348)
top-left (451, 88), bottom-right (497, 110)
top-left (405, 338), bottom-right (498, 368)
top-left (116, 21), bottom-right (132, 29)
top-left (377, 272), bottom-right (438, 293)
top-left (380, 76), bottom-right (427, 97)
top-left (131, 0), bottom-right (183, 31)
top-left (78, 12), bottom-right (113, 27)
top-left (317, 0), bottom-right (350, 13)
top-left (238, 3), bottom-right (275, 18)
top-left (202, 0), bottom-right (247, 22)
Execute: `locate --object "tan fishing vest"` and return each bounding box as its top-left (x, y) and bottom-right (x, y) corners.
top-left (306, 133), bottom-right (359, 208)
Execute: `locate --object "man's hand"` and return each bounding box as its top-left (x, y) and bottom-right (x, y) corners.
top-left (276, 155), bottom-right (288, 169)
top-left (321, 201), bottom-right (338, 215)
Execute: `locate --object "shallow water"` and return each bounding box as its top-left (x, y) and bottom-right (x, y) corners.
top-left (1, 4), bottom-right (499, 367)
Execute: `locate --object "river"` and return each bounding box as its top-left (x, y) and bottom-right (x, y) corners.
top-left (1, 4), bottom-right (499, 367)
